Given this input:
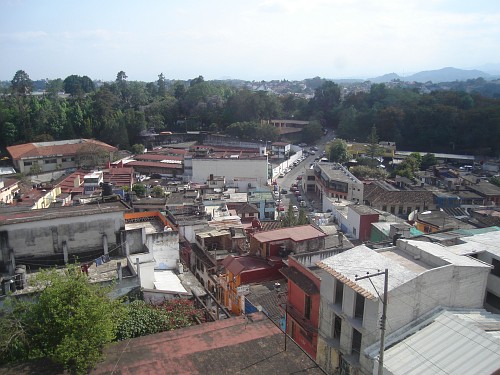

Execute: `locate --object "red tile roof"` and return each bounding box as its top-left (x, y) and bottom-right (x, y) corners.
top-left (90, 313), bottom-right (323, 375)
top-left (55, 170), bottom-right (86, 193)
top-left (252, 225), bottom-right (326, 243)
top-left (126, 160), bottom-right (184, 169)
top-left (7, 139), bottom-right (117, 160)
top-left (134, 154), bottom-right (184, 162)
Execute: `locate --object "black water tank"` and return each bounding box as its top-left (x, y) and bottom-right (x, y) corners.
top-left (102, 182), bottom-right (113, 196)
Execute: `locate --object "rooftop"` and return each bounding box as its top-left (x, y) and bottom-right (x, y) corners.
top-left (369, 308), bottom-right (500, 375)
top-left (317, 239), bottom-right (490, 300)
top-left (95, 313), bottom-right (324, 374)
top-left (316, 163), bottom-right (361, 184)
top-left (349, 204), bottom-right (379, 216)
top-left (0, 200), bottom-right (130, 224)
top-left (6, 139), bottom-right (117, 160)
top-left (252, 224), bottom-right (326, 243)
top-left (0, 314), bottom-right (324, 375)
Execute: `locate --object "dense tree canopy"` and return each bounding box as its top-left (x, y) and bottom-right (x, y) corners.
top-left (0, 267), bottom-right (123, 374)
top-left (1, 70), bottom-right (500, 157)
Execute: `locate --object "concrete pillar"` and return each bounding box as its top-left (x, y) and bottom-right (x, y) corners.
top-left (125, 233), bottom-right (130, 256)
top-left (103, 234), bottom-right (108, 255)
top-left (63, 241), bottom-right (68, 264)
top-left (141, 227), bottom-right (146, 247)
top-left (117, 262), bottom-right (122, 281)
top-left (136, 257), bottom-right (140, 280)
top-left (9, 249), bottom-right (15, 275)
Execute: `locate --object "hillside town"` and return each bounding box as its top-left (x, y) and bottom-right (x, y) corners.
top-left (1, 124), bottom-right (500, 374)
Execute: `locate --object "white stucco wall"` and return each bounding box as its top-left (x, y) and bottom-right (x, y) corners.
top-left (1, 211), bottom-right (123, 266)
top-left (191, 158), bottom-right (268, 191)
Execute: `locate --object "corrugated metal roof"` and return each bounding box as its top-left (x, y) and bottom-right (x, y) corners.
top-left (382, 310), bottom-right (500, 375)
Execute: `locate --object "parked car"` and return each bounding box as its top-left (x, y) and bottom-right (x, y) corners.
top-left (296, 175), bottom-right (303, 180)
top-left (281, 188), bottom-right (288, 194)
top-left (292, 205), bottom-right (299, 212)
top-left (278, 205), bottom-right (285, 211)
top-left (278, 173), bottom-right (285, 178)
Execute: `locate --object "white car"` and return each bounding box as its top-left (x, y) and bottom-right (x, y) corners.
top-left (292, 205), bottom-right (299, 212)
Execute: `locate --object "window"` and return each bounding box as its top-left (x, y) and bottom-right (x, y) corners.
top-left (334, 279), bottom-right (344, 306)
top-left (390, 206), bottom-right (395, 214)
top-left (486, 291), bottom-right (500, 310)
top-left (382, 205), bottom-right (387, 212)
top-left (415, 206), bottom-right (420, 212)
top-left (305, 295), bottom-right (312, 320)
top-left (333, 314), bottom-right (342, 340)
top-left (351, 328), bottom-right (362, 361)
top-left (44, 158), bottom-right (57, 164)
top-left (492, 258), bottom-right (500, 277)
top-left (398, 206), bottom-right (403, 215)
top-left (407, 207), bottom-right (412, 214)
top-left (354, 293), bottom-right (365, 320)
top-left (24, 161), bottom-right (33, 166)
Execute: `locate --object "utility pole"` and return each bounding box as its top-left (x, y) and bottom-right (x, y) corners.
top-left (355, 269), bottom-right (388, 375)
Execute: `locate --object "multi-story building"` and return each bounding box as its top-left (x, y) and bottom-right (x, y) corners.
top-left (191, 154), bottom-right (268, 192)
top-left (0, 178), bottom-right (20, 205)
top-left (315, 239), bottom-right (491, 374)
top-left (7, 139), bottom-right (116, 174)
top-left (313, 163), bottom-right (363, 208)
top-left (363, 180), bottom-right (436, 217)
top-left (280, 255), bottom-right (323, 359)
top-left (249, 224), bottom-right (327, 258)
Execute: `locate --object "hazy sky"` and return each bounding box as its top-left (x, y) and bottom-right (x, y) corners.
top-left (1, 0), bottom-right (500, 82)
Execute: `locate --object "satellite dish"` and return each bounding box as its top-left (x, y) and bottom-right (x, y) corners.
top-left (408, 210), bottom-right (418, 221)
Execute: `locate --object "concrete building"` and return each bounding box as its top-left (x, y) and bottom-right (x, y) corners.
top-left (443, 230), bottom-right (500, 314)
top-left (366, 307), bottom-right (500, 375)
top-left (249, 224), bottom-right (327, 258)
top-left (0, 178), bottom-right (20, 205)
top-left (123, 211), bottom-right (205, 303)
top-left (414, 210), bottom-right (475, 233)
top-left (191, 155), bottom-right (268, 192)
top-left (248, 190), bottom-right (276, 220)
top-left (0, 200), bottom-right (130, 274)
top-left (220, 255), bottom-right (285, 315)
top-left (326, 202), bottom-right (380, 242)
top-left (315, 239), bottom-right (491, 375)
top-left (7, 139), bottom-right (117, 174)
top-left (313, 163), bottom-right (364, 209)
top-left (280, 255), bottom-right (323, 359)
top-left (271, 141), bottom-right (291, 158)
top-left (363, 180), bottom-right (436, 217)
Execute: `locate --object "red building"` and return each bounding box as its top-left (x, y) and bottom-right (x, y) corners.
top-left (280, 256), bottom-right (321, 359)
top-left (348, 204), bottom-right (380, 242)
top-left (220, 255), bottom-right (284, 315)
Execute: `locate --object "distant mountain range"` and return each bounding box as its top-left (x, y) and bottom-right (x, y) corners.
top-left (369, 67), bottom-right (496, 84)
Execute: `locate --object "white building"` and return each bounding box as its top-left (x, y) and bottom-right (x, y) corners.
top-left (312, 163), bottom-right (364, 210)
top-left (191, 156), bottom-right (268, 192)
top-left (6, 139), bottom-right (116, 174)
top-left (0, 178), bottom-right (20, 205)
top-left (0, 201), bottom-right (130, 274)
top-left (315, 239), bottom-right (491, 375)
top-left (366, 307), bottom-right (500, 375)
top-left (443, 230), bottom-right (500, 314)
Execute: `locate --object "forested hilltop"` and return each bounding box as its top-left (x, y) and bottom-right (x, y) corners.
top-left (1, 70), bottom-right (499, 156)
